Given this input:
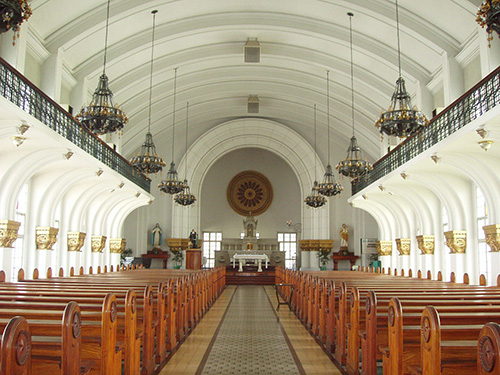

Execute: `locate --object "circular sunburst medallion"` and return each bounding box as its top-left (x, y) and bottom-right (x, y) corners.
top-left (227, 171), bottom-right (273, 216)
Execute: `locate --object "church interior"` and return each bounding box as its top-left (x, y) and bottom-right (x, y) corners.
top-left (0, 0), bottom-right (500, 374)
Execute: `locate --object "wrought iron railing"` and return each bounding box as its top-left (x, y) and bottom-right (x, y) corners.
top-left (352, 65), bottom-right (500, 195)
top-left (0, 57), bottom-right (151, 193)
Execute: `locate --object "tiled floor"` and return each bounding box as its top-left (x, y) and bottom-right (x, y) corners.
top-left (158, 285), bottom-right (342, 375)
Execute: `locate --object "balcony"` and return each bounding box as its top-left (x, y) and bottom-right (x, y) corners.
top-left (352, 65), bottom-right (500, 195)
top-left (0, 57), bottom-right (151, 193)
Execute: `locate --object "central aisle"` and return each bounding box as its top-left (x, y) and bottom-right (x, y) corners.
top-left (159, 285), bottom-right (341, 375)
top-left (198, 285), bottom-right (303, 374)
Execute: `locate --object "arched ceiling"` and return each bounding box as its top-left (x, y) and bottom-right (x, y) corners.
top-left (28, 0), bottom-right (482, 163)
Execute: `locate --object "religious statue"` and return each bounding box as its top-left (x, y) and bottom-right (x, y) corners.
top-left (243, 212), bottom-right (258, 238)
top-left (340, 224), bottom-right (349, 249)
top-left (189, 229), bottom-right (199, 248)
top-left (151, 223), bottom-right (162, 249)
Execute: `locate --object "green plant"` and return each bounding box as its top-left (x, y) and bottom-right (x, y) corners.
top-left (120, 248), bottom-right (133, 265)
top-left (317, 248), bottom-right (331, 266)
top-left (172, 250), bottom-right (184, 265)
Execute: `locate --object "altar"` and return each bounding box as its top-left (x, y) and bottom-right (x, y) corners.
top-left (233, 253), bottom-right (269, 272)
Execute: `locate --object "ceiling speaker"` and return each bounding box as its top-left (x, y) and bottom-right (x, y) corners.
top-left (244, 38), bottom-right (260, 63)
top-left (248, 95), bottom-right (259, 113)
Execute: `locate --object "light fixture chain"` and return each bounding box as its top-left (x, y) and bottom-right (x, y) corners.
top-left (314, 104), bottom-right (317, 180)
top-left (349, 12), bottom-right (355, 136)
top-left (395, 0), bottom-right (402, 78)
top-left (148, 10), bottom-right (158, 133)
top-left (326, 70), bottom-right (331, 164)
top-left (185, 102), bottom-right (189, 178)
top-left (172, 67), bottom-right (178, 161)
top-left (102, 0), bottom-right (111, 74)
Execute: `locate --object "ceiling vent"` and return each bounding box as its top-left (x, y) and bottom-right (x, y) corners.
top-left (244, 38), bottom-right (260, 63)
top-left (247, 95), bottom-right (259, 113)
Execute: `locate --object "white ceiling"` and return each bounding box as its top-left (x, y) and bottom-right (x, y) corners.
top-left (27, 0), bottom-right (483, 163)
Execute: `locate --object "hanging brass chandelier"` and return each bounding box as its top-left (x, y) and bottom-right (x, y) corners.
top-left (375, 0), bottom-right (428, 138)
top-left (0, 0), bottom-right (32, 44)
top-left (158, 68), bottom-right (185, 194)
top-left (336, 12), bottom-right (373, 179)
top-left (130, 10), bottom-right (165, 175)
top-left (76, 0), bottom-right (128, 135)
top-left (305, 105), bottom-right (327, 208)
top-left (175, 102), bottom-right (196, 206)
top-left (317, 70), bottom-right (343, 197)
top-left (477, 0), bottom-right (500, 46)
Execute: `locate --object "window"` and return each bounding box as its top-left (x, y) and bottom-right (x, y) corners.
top-left (477, 187), bottom-right (489, 283)
top-left (278, 232), bottom-right (297, 269)
top-left (12, 183), bottom-right (28, 281)
top-left (202, 232), bottom-right (222, 268)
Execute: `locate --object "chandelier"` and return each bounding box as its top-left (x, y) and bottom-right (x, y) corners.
top-left (0, 0), bottom-right (32, 45)
top-left (305, 105), bottom-right (327, 208)
top-left (375, 0), bottom-right (428, 138)
top-left (477, 0), bottom-right (500, 46)
top-left (130, 10), bottom-right (165, 175)
top-left (336, 12), bottom-right (373, 179)
top-left (317, 70), bottom-right (343, 197)
top-left (159, 68), bottom-right (184, 194)
top-left (76, 0), bottom-right (128, 135)
top-left (174, 102), bottom-right (196, 206)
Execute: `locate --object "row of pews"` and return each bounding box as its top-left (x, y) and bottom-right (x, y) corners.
top-left (0, 265), bottom-right (226, 375)
top-left (276, 266), bottom-right (500, 375)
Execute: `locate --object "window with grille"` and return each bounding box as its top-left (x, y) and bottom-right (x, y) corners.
top-left (278, 232), bottom-right (297, 269)
top-left (202, 232), bottom-right (222, 268)
top-left (477, 186), bottom-right (489, 283)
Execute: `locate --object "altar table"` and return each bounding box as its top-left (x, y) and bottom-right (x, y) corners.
top-left (232, 254), bottom-right (269, 272)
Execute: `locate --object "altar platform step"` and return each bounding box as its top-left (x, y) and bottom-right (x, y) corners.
top-left (225, 265), bottom-right (276, 285)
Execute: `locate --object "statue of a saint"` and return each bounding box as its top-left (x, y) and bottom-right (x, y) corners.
top-left (151, 223), bottom-right (162, 249)
top-left (340, 224), bottom-right (349, 249)
top-left (189, 229), bottom-right (199, 248)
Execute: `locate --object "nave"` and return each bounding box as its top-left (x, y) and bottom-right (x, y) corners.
top-left (160, 285), bottom-right (340, 375)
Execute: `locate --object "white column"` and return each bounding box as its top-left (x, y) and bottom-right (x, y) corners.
top-left (41, 48), bottom-right (63, 102)
top-left (0, 28), bottom-right (27, 73)
top-left (301, 250), bottom-right (310, 269)
top-left (442, 52), bottom-right (465, 105)
top-left (478, 26), bottom-right (500, 77)
top-left (309, 251), bottom-right (319, 270)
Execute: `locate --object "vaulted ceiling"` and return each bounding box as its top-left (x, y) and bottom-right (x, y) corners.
top-left (28, 0), bottom-right (483, 164)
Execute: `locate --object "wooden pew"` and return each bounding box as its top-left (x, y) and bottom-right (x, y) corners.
top-left (1, 316), bottom-right (31, 375)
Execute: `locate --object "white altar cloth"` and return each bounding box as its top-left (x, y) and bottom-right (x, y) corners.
top-left (232, 254), bottom-right (269, 272)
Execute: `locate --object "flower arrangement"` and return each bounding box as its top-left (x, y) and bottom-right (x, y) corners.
top-left (172, 250), bottom-right (184, 268)
top-left (317, 247), bottom-right (331, 267)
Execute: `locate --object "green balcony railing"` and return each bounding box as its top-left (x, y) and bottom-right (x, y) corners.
top-left (352, 65), bottom-right (500, 195)
top-left (0, 57), bottom-right (150, 193)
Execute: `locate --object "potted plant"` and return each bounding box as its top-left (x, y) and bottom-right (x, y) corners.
top-left (317, 248), bottom-right (331, 271)
top-left (120, 248), bottom-right (134, 266)
top-left (172, 250), bottom-right (184, 269)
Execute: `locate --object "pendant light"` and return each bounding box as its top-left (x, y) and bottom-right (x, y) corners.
top-left (174, 102), bottom-right (197, 206)
top-left (305, 104), bottom-right (327, 208)
top-left (336, 12), bottom-right (373, 179)
top-left (76, 0), bottom-right (128, 135)
top-left (317, 71), bottom-right (343, 197)
top-left (0, 1), bottom-right (32, 45)
top-left (477, 0), bottom-right (500, 47)
top-left (130, 10), bottom-right (166, 175)
top-left (375, 0), bottom-right (428, 138)
top-left (158, 68), bottom-right (184, 194)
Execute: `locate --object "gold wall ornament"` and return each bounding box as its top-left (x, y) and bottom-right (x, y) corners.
top-left (35, 227), bottom-right (59, 250)
top-left (444, 230), bottom-right (467, 254)
top-left (91, 235), bottom-right (107, 253)
top-left (167, 238), bottom-right (190, 252)
top-left (395, 238), bottom-right (411, 255)
top-left (110, 238), bottom-right (126, 254)
top-left (227, 170), bottom-right (273, 216)
top-left (299, 239), bottom-right (333, 252)
top-left (416, 235), bottom-right (435, 255)
top-left (0, 220), bottom-right (21, 248)
top-left (376, 241), bottom-right (392, 256)
top-left (483, 224), bottom-right (500, 252)
top-left (67, 232), bottom-right (86, 252)
top-left (431, 154), bottom-right (439, 164)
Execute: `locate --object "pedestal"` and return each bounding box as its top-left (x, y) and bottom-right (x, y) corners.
top-left (142, 252), bottom-right (169, 269)
top-left (186, 249), bottom-right (202, 270)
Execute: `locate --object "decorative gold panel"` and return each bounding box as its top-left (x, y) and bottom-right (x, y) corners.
top-left (167, 238), bottom-right (190, 252)
top-left (395, 238), bottom-right (411, 255)
top-left (444, 230), bottom-right (467, 254)
top-left (227, 170), bottom-right (273, 216)
top-left (91, 235), bottom-right (107, 253)
top-left (299, 239), bottom-right (333, 252)
top-left (0, 220), bottom-right (21, 248)
top-left (36, 227), bottom-right (59, 250)
top-left (110, 238), bottom-right (126, 254)
top-left (67, 232), bottom-right (86, 252)
top-left (376, 241), bottom-right (392, 256)
top-left (416, 235), bottom-right (435, 255)
top-left (483, 225), bottom-right (500, 252)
